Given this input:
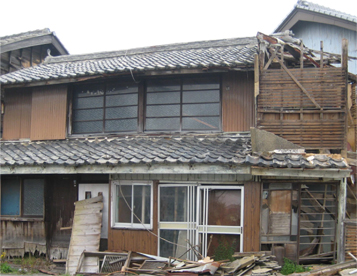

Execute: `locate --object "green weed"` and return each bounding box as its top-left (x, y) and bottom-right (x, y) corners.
top-left (0, 262), bottom-right (14, 273)
top-left (213, 241), bottom-right (235, 261)
top-left (280, 258), bottom-right (310, 275)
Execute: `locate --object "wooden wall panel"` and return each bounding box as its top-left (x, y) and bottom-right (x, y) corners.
top-left (257, 67), bottom-right (346, 149)
top-left (30, 85), bottom-right (67, 140)
top-left (46, 175), bottom-right (78, 259)
top-left (243, 182), bottom-right (261, 252)
top-left (345, 221), bottom-right (357, 260)
top-left (3, 88), bottom-right (32, 140)
top-left (108, 181), bottom-right (158, 255)
top-left (222, 71), bottom-right (255, 132)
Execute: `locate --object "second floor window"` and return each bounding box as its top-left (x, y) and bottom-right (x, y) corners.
top-left (71, 75), bottom-right (221, 135)
top-left (72, 82), bottom-right (138, 134)
top-left (146, 77), bottom-right (221, 131)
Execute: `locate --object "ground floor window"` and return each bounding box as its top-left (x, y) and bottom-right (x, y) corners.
top-left (111, 181), bottom-right (153, 229)
top-left (1, 178), bottom-right (45, 217)
top-left (158, 184), bottom-right (243, 259)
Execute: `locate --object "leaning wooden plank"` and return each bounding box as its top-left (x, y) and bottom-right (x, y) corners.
top-left (66, 195), bottom-right (103, 275)
top-left (121, 251), bottom-right (132, 273)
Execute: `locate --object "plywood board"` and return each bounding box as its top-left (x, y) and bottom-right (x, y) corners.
top-left (66, 195), bottom-right (103, 275)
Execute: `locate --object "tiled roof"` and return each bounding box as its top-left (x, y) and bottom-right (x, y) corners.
top-left (296, 0), bottom-right (357, 23)
top-left (0, 135), bottom-right (348, 169)
top-left (0, 37), bottom-right (257, 85)
top-left (0, 28), bottom-right (52, 47)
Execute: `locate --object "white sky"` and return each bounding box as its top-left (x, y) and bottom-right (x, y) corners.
top-left (0, 0), bottom-right (356, 55)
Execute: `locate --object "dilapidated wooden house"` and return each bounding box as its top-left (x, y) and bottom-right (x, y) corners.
top-left (0, 30), bottom-right (355, 265)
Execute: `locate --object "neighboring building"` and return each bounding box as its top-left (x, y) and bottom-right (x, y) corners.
top-left (274, 0), bottom-right (357, 74)
top-left (0, 34), bottom-right (354, 267)
top-left (0, 28), bottom-right (69, 75)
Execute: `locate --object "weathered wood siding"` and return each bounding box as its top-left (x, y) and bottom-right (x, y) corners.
top-left (46, 175), bottom-right (78, 260)
top-left (0, 219), bottom-right (46, 257)
top-left (243, 182), bottom-right (261, 252)
top-left (30, 85), bottom-right (67, 140)
top-left (3, 88), bottom-right (32, 140)
top-left (345, 220), bottom-right (357, 260)
top-left (108, 181), bottom-right (158, 255)
top-left (222, 71), bottom-right (255, 132)
top-left (257, 67), bottom-right (346, 149)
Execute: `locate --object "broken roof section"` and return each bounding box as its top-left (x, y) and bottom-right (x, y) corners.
top-left (0, 28), bottom-right (69, 55)
top-left (0, 37), bottom-right (257, 85)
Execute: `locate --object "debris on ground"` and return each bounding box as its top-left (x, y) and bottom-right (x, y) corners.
top-left (73, 251), bottom-right (284, 275)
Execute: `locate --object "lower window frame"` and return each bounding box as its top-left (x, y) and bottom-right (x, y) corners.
top-left (111, 180), bottom-right (154, 230)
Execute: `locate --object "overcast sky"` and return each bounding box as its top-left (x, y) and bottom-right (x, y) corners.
top-left (0, 0), bottom-right (356, 55)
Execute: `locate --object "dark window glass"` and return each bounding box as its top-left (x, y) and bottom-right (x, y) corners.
top-left (183, 103), bottom-right (220, 116)
top-left (23, 179), bottom-right (44, 216)
top-left (183, 90), bottom-right (220, 103)
top-left (147, 79), bottom-right (180, 92)
top-left (1, 178), bottom-right (44, 217)
top-left (1, 179), bottom-right (20, 215)
top-left (105, 119), bottom-right (137, 132)
top-left (182, 116), bottom-right (220, 130)
top-left (106, 94), bottom-right (138, 107)
top-left (73, 121), bottom-right (103, 133)
top-left (147, 92), bottom-right (180, 105)
top-left (73, 109), bottom-right (103, 121)
top-left (146, 118), bottom-right (180, 131)
top-left (146, 105), bottom-right (180, 117)
top-left (145, 76), bottom-right (220, 132)
top-left (105, 106), bottom-right (137, 119)
top-left (72, 82), bottom-right (138, 134)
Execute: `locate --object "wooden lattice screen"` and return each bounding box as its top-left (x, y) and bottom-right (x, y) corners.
top-left (257, 67), bottom-right (346, 150)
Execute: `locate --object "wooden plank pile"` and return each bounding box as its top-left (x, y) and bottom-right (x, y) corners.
top-left (74, 251), bottom-right (283, 276)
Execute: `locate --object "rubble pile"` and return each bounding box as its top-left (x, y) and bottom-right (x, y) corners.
top-left (73, 251), bottom-right (283, 276)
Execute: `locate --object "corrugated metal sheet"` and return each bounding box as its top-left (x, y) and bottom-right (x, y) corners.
top-left (292, 22), bottom-right (357, 74)
top-left (3, 88), bottom-right (32, 140)
top-left (30, 85), bottom-right (67, 141)
top-left (222, 71), bottom-right (255, 132)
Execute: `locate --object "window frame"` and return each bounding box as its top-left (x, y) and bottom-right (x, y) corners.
top-left (69, 74), bottom-right (223, 136)
top-left (0, 177), bottom-right (45, 218)
top-left (111, 180), bottom-right (153, 230)
top-left (71, 80), bottom-right (140, 135)
top-left (144, 76), bottom-right (222, 133)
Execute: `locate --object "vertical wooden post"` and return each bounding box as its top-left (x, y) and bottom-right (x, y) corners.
top-left (320, 41), bottom-right (324, 68)
top-left (337, 178), bottom-right (347, 263)
top-left (254, 54), bottom-right (259, 127)
top-left (342, 39), bottom-right (349, 151)
top-left (300, 42), bottom-right (304, 69)
top-left (342, 39), bottom-right (348, 71)
top-left (259, 42), bottom-right (266, 73)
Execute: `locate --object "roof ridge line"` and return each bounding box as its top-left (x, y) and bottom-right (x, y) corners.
top-left (44, 36), bottom-right (257, 64)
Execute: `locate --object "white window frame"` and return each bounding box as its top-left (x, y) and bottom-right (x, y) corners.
top-left (111, 180), bottom-right (153, 230)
